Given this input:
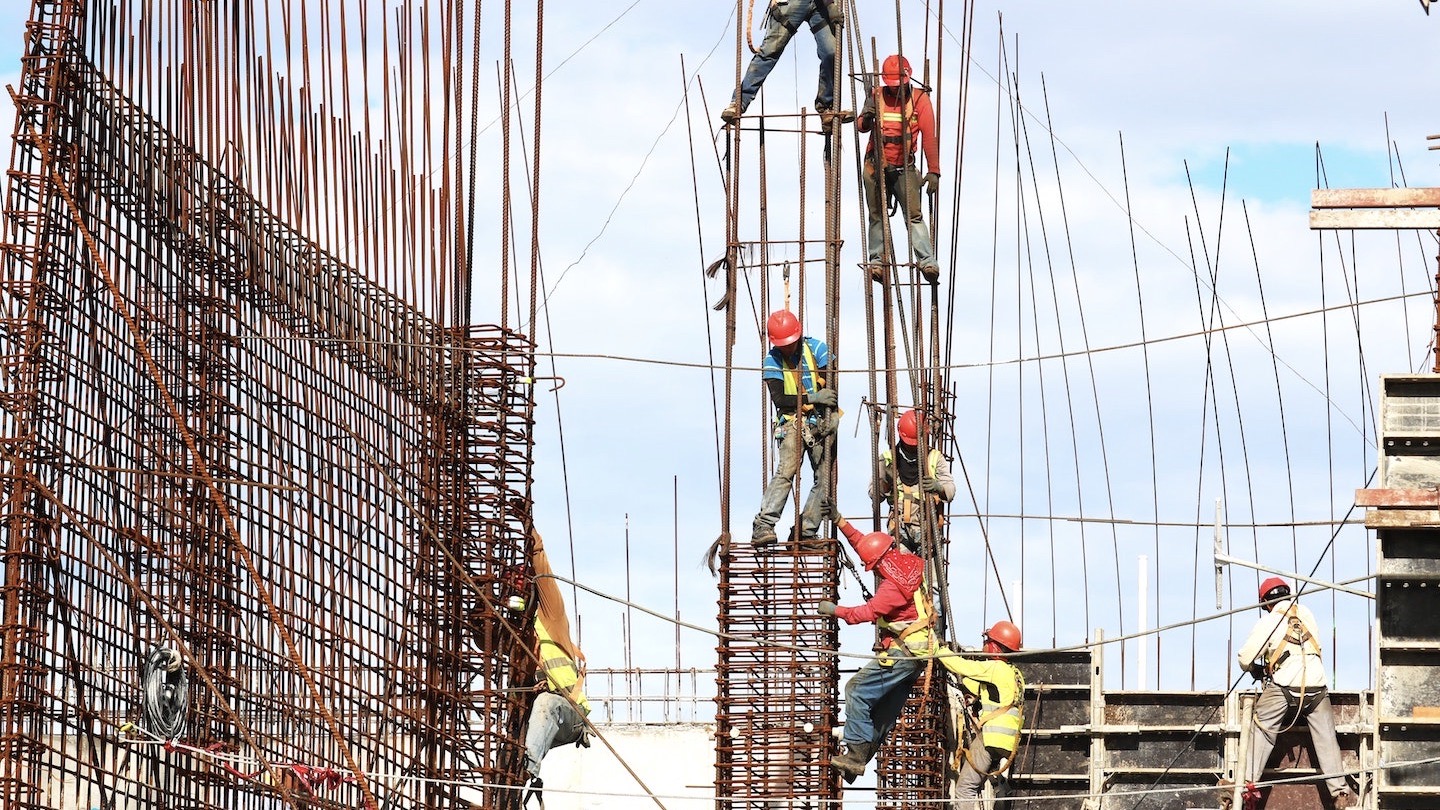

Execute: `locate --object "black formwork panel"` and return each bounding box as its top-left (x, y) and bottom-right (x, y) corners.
top-left (1009, 650), bottom-right (1092, 809)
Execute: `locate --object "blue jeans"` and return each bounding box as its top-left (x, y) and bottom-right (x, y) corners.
top-left (841, 649), bottom-right (926, 747)
top-left (753, 419), bottom-right (832, 540)
top-left (735, 0), bottom-right (837, 113)
top-left (863, 161), bottom-right (936, 269)
top-left (524, 692), bottom-right (586, 777)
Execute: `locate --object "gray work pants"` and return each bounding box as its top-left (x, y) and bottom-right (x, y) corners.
top-left (1247, 683), bottom-right (1347, 797)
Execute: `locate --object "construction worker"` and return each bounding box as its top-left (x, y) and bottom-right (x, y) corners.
top-left (820, 514), bottom-right (932, 783)
top-left (752, 309), bottom-right (836, 547)
top-left (856, 54), bottom-right (941, 282)
top-left (720, 0), bottom-right (851, 128)
top-left (938, 621), bottom-right (1026, 806)
top-left (1234, 577), bottom-right (1355, 807)
top-left (870, 408), bottom-right (955, 554)
top-left (522, 538), bottom-right (591, 794)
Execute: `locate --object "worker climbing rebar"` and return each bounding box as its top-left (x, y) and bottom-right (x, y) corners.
top-left (721, 0), bottom-right (852, 129)
top-left (821, 511), bottom-right (935, 783)
top-left (937, 621), bottom-right (1026, 806)
top-left (870, 408), bottom-right (955, 555)
top-left (857, 54), bottom-right (941, 283)
top-left (752, 309), bottom-right (838, 547)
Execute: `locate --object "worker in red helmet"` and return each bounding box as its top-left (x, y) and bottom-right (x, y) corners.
top-left (936, 621), bottom-right (1027, 805)
top-left (720, 0), bottom-right (851, 129)
top-left (856, 53), bottom-right (941, 283)
top-left (752, 310), bottom-right (836, 547)
top-left (819, 510), bottom-right (934, 783)
top-left (870, 408), bottom-right (955, 554)
top-left (1234, 577), bottom-right (1355, 807)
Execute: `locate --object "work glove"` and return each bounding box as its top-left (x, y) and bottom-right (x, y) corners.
top-left (858, 96), bottom-right (876, 129)
top-left (923, 172), bottom-right (940, 195)
top-left (921, 476), bottom-right (946, 494)
top-left (809, 388), bottom-right (838, 408)
top-left (818, 600), bottom-right (837, 616)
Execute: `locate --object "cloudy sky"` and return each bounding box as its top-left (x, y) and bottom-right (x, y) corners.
top-left (0, 2), bottom-right (1436, 710)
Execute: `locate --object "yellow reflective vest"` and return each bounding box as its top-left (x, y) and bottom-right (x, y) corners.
top-left (938, 654), bottom-right (1024, 754)
top-left (535, 616), bottom-right (590, 715)
top-left (879, 447), bottom-right (943, 525)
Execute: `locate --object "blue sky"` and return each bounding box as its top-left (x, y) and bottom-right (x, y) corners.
top-left (0, 2), bottom-right (1436, 709)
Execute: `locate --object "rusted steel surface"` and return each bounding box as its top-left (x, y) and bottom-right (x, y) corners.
top-left (714, 545), bottom-right (841, 807)
top-left (0, 4), bottom-right (539, 810)
top-left (1310, 188), bottom-right (1440, 208)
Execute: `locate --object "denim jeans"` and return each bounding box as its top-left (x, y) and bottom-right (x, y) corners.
top-left (524, 692), bottom-right (586, 777)
top-left (753, 419), bottom-right (832, 540)
top-left (735, 0), bottom-right (836, 113)
top-left (863, 161), bottom-right (936, 269)
top-left (841, 649), bottom-right (926, 747)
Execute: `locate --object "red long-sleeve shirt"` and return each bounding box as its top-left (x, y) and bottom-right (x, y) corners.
top-left (858, 86), bottom-right (939, 174)
top-left (833, 520), bottom-right (921, 645)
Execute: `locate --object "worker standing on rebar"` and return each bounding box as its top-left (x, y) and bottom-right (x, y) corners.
top-left (857, 54), bottom-right (941, 283)
top-left (870, 408), bottom-right (955, 554)
top-left (1234, 578), bottom-right (1355, 807)
top-left (720, 0), bottom-right (851, 129)
top-left (521, 539), bottom-right (591, 796)
top-left (752, 309), bottom-right (837, 547)
top-left (936, 622), bottom-right (1026, 806)
top-left (820, 514), bottom-right (931, 783)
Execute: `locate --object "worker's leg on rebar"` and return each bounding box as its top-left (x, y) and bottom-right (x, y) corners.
top-left (894, 166), bottom-right (937, 272)
top-left (736, 3), bottom-right (804, 111)
top-left (862, 162), bottom-right (888, 265)
top-left (895, 522), bottom-right (922, 554)
top-left (1302, 691), bottom-right (1350, 797)
top-left (954, 735), bottom-right (993, 803)
top-left (798, 432), bottom-right (832, 538)
top-left (1246, 682), bottom-right (1288, 785)
top-left (805, 8), bottom-right (837, 111)
top-left (753, 422), bottom-right (804, 541)
top-left (524, 692), bottom-right (579, 778)
top-left (842, 653), bottom-right (924, 747)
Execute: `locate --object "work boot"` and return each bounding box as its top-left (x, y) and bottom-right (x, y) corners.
top-left (751, 528), bottom-right (777, 548)
top-left (920, 262), bottom-right (940, 282)
top-left (1331, 789), bottom-right (1357, 809)
top-left (721, 102), bottom-right (740, 125)
top-left (867, 262), bottom-right (886, 283)
top-left (831, 741), bottom-right (876, 784)
top-left (785, 526), bottom-right (827, 552)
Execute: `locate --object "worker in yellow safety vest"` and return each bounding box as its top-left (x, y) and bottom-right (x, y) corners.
top-left (523, 615), bottom-right (591, 783)
top-left (870, 408), bottom-right (955, 554)
top-left (936, 621), bottom-right (1026, 805)
top-left (752, 309), bottom-right (838, 547)
top-left (821, 513), bottom-right (934, 783)
top-left (1234, 577), bottom-right (1354, 807)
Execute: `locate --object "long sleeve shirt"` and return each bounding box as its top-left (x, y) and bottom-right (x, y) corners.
top-left (1236, 598), bottom-right (1329, 691)
top-left (831, 519), bottom-right (920, 643)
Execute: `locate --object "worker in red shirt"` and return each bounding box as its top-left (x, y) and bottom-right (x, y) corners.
top-left (820, 513), bottom-right (931, 782)
top-left (857, 54), bottom-right (940, 283)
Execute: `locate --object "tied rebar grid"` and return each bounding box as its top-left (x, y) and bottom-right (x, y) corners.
top-left (0, 13), bottom-right (537, 810)
top-left (715, 544), bottom-right (841, 808)
top-left (876, 671), bottom-right (950, 807)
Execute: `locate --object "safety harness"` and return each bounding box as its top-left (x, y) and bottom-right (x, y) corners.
top-left (880, 447), bottom-right (944, 528)
top-left (1264, 604), bottom-right (1322, 677)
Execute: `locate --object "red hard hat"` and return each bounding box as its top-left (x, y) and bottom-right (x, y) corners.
top-left (882, 54), bottom-right (912, 87)
top-left (766, 310), bottom-right (801, 347)
top-left (1259, 577), bottom-right (1290, 603)
top-left (984, 620), bottom-right (1022, 652)
top-left (854, 531), bottom-right (895, 571)
top-left (897, 409), bottom-right (920, 445)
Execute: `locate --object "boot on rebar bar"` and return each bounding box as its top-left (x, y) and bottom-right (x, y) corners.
top-left (831, 741), bottom-right (876, 784)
